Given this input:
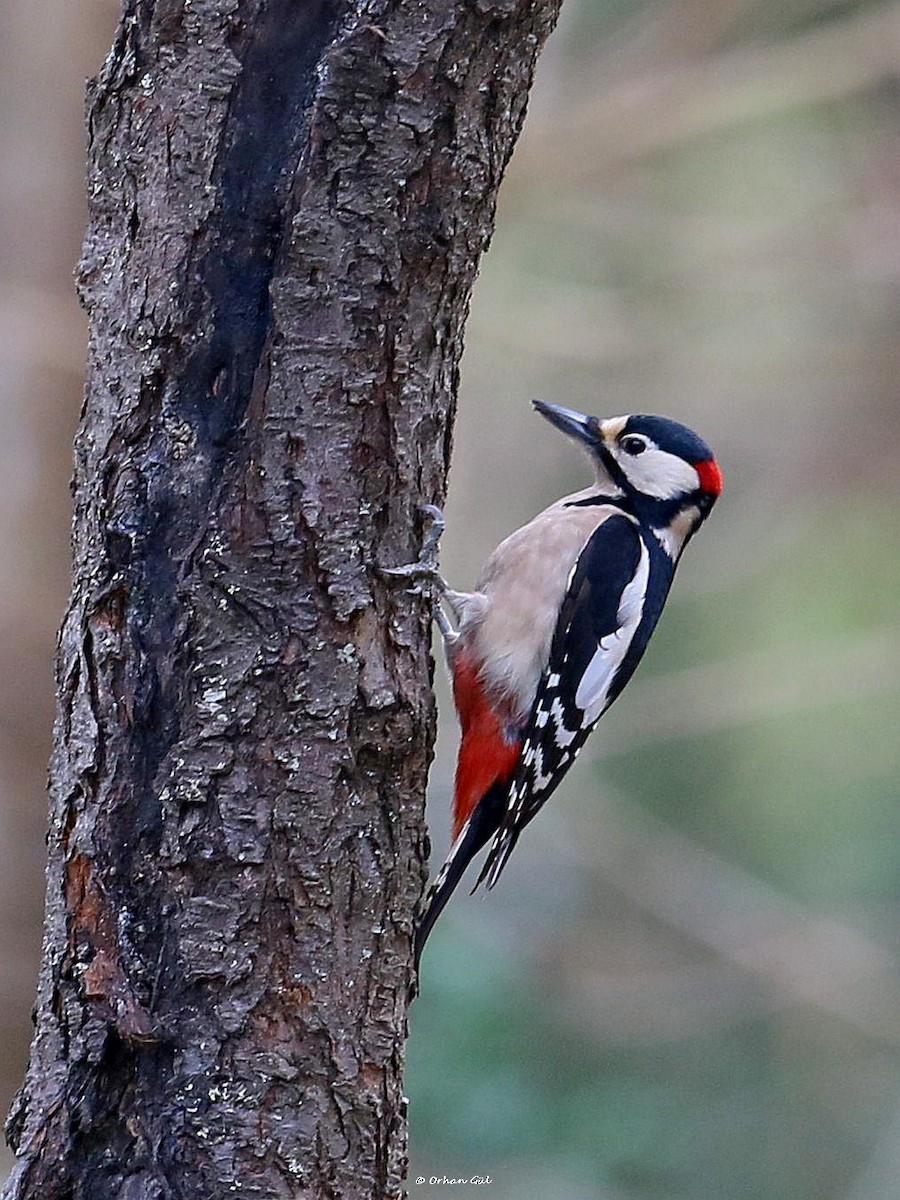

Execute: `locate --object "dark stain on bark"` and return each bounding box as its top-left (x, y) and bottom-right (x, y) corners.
top-left (95, 0), bottom-right (348, 964)
top-left (184, 0), bottom-right (345, 450)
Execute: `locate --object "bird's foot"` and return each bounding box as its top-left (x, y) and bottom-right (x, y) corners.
top-left (379, 504), bottom-right (446, 591)
top-left (380, 505), bottom-right (460, 646)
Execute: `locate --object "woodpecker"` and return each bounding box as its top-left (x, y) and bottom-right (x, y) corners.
top-left (409, 401), bottom-right (722, 975)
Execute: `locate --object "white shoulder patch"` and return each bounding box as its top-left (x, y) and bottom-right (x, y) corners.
top-left (573, 539), bottom-right (650, 725)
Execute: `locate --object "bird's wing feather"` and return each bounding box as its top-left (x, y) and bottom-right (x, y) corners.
top-left (477, 513), bottom-right (649, 889)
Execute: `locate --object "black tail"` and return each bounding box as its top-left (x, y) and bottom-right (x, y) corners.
top-left (474, 816), bottom-right (522, 893)
top-left (411, 782), bottom-right (509, 991)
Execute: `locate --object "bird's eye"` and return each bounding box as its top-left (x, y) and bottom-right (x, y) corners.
top-left (620, 435), bottom-right (647, 456)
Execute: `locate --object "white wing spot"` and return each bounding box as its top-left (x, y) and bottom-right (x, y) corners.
top-left (550, 697), bottom-right (578, 747)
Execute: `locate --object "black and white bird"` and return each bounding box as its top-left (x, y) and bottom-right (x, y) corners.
top-left (413, 400), bottom-right (723, 972)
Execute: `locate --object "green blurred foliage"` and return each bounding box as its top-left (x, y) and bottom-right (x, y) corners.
top-left (409, 1), bottom-right (900, 1197)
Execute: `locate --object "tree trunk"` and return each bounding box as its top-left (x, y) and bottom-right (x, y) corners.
top-left (2, 2), bottom-right (562, 1198)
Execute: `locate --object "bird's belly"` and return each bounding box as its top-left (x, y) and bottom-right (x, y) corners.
top-left (466, 507), bottom-right (613, 724)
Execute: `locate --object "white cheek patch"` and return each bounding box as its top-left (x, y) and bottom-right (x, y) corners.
top-left (619, 447), bottom-right (700, 500)
top-left (573, 542), bottom-right (650, 725)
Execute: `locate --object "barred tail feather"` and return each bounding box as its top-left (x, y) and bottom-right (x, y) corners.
top-left (475, 818), bottom-right (522, 892)
top-left (412, 781), bottom-right (509, 982)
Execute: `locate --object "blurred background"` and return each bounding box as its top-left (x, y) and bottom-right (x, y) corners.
top-left (1, 0), bottom-right (899, 1196)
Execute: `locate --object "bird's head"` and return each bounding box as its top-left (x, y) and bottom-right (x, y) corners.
top-left (534, 400), bottom-right (723, 545)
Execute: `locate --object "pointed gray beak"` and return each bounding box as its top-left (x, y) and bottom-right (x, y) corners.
top-left (532, 399), bottom-right (599, 447)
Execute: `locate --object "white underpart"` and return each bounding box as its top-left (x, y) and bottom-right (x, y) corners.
top-left (617, 445), bottom-right (700, 500)
top-left (574, 539), bottom-right (650, 725)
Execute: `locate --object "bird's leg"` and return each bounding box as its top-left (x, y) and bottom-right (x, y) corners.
top-left (431, 594), bottom-right (460, 648)
top-left (380, 505), bottom-right (471, 650)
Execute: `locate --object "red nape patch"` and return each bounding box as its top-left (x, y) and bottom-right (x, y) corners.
top-left (450, 651), bottom-right (521, 838)
top-left (696, 458), bottom-right (724, 496)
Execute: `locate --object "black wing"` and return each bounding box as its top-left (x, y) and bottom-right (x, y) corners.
top-left (477, 513), bottom-right (654, 889)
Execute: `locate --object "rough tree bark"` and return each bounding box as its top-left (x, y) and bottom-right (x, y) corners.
top-left (2, 2), bottom-right (562, 1197)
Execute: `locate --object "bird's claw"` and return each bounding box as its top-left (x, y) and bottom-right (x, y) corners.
top-left (379, 505), bottom-right (446, 593)
top-left (418, 504), bottom-right (445, 564)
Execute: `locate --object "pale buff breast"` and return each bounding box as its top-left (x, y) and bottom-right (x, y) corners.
top-left (459, 494), bottom-right (629, 726)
